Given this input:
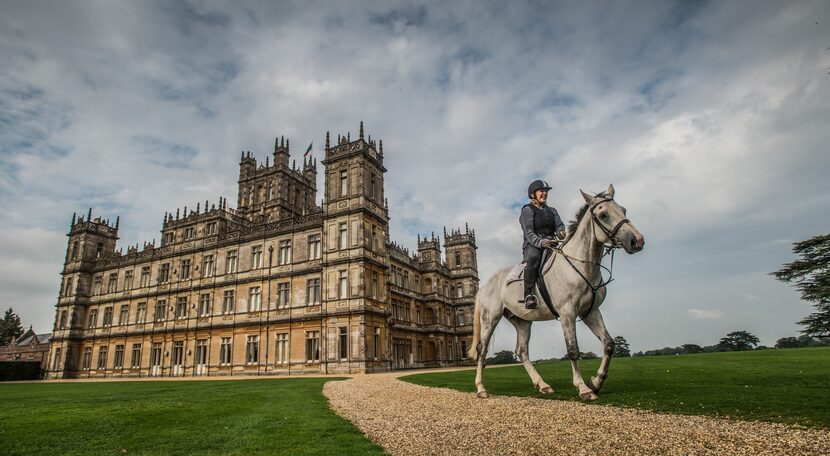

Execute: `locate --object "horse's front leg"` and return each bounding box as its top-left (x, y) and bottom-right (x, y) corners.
top-left (560, 314), bottom-right (597, 401)
top-left (582, 309), bottom-right (614, 394)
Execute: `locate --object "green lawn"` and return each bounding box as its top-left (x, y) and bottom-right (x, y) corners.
top-left (402, 347), bottom-right (830, 428)
top-left (0, 378), bottom-right (385, 456)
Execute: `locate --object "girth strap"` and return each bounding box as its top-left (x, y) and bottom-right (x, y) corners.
top-left (535, 249), bottom-right (560, 319)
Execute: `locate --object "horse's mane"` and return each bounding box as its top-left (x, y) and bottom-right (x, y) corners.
top-left (565, 203), bottom-right (590, 241)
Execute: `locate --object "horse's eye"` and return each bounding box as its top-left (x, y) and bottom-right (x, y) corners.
top-left (599, 213), bottom-right (607, 219)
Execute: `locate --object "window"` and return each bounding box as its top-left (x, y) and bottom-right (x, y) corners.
top-left (305, 331), bottom-right (320, 362)
top-left (82, 347), bottom-right (92, 370)
top-left (458, 309), bottom-right (466, 326)
top-left (92, 276), bottom-right (102, 295)
top-left (102, 307), bottom-right (113, 328)
top-left (206, 222), bottom-right (217, 236)
top-left (338, 270), bottom-right (348, 299)
top-left (52, 348), bottom-right (61, 370)
top-left (251, 245), bottom-right (262, 269)
top-left (371, 226), bottom-right (378, 251)
top-left (246, 335), bottom-right (259, 364)
top-left (306, 278), bottom-right (320, 305)
top-left (339, 169), bottom-right (348, 196)
top-left (338, 223), bottom-right (347, 249)
top-left (373, 328), bottom-right (380, 359)
top-left (113, 345), bottom-right (124, 369)
top-left (196, 339), bottom-right (207, 369)
top-left (150, 342), bottom-right (162, 369)
top-left (276, 283), bottom-right (290, 308)
top-left (136, 303), bottom-right (147, 323)
top-left (180, 259), bottom-right (191, 280)
top-left (159, 263), bottom-right (170, 283)
top-left (456, 284), bottom-right (464, 298)
top-left (106, 273), bottom-right (117, 293)
top-left (278, 240), bottom-right (291, 265)
top-left (97, 346), bottom-right (108, 369)
top-left (461, 341), bottom-right (468, 359)
top-left (96, 242), bottom-right (104, 258)
top-left (124, 270), bottom-right (133, 289)
top-left (199, 293), bottom-right (211, 316)
top-left (308, 234), bottom-right (321, 260)
top-left (118, 305), bottom-right (129, 326)
top-left (403, 271), bottom-right (409, 289)
top-left (370, 174), bottom-right (376, 199)
top-left (154, 300), bottom-right (166, 322)
top-left (222, 290), bottom-right (235, 314)
top-left (220, 337), bottom-right (232, 365)
top-left (202, 255), bottom-right (214, 277)
top-left (248, 287), bottom-right (261, 312)
top-left (140, 266), bottom-right (151, 287)
top-left (172, 341), bottom-right (184, 367)
top-left (87, 309), bottom-right (98, 328)
top-left (71, 241), bottom-right (79, 260)
top-left (164, 232), bottom-right (174, 245)
top-left (58, 310), bottom-right (67, 329)
top-left (176, 297), bottom-right (187, 319)
top-left (371, 272), bottom-right (379, 299)
top-left (455, 252), bottom-right (462, 268)
top-left (226, 250), bottom-right (237, 273)
top-left (131, 344), bottom-right (142, 368)
top-left (184, 227), bottom-right (195, 240)
top-left (339, 327), bottom-right (348, 360)
top-left (275, 333), bottom-right (288, 365)
top-left (64, 278), bottom-right (73, 296)
top-left (267, 183), bottom-right (274, 201)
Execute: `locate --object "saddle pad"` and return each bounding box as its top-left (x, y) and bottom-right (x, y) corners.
top-left (505, 262), bottom-right (526, 285)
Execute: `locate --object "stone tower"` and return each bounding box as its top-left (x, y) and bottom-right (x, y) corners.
top-left (320, 122), bottom-right (390, 368)
top-left (51, 210), bottom-right (120, 377)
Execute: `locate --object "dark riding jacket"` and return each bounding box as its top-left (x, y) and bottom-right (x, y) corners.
top-left (520, 203), bottom-right (565, 252)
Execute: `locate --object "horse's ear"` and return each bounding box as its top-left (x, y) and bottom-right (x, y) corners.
top-left (580, 189), bottom-right (593, 204)
top-left (606, 184), bottom-right (615, 199)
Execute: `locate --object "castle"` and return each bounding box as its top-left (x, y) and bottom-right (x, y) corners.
top-left (46, 123), bottom-right (479, 378)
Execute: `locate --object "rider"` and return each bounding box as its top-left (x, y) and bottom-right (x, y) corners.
top-left (520, 180), bottom-right (566, 309)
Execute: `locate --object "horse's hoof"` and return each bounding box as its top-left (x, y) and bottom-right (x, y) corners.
top-left (579, 391), bottom-right (599, 401)
top-left (476, 391), bottom-right (489, 399)
top-left (539, 386), bottom-right (554, 395)
top-left (588, 377), bottom-right (601, 393)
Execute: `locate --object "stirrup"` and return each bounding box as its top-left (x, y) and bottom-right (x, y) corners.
top-left (524, 294), bottom-right (538, 309)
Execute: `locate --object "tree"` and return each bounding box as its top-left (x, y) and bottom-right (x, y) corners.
top-left (681, 344), bottom-right (703, 354)
top-left (486, 350), bottom-right (517, 365)
top-left (718, 330), bottom-right (760, 351)
top-left (776, 336), bottom-right (804, 348)
top-left (772, 233), bottom-right (830, 338)
top-left (613, 336), bottom-right (631, 357)
top-left (0, 308), bottom-right (24, 346)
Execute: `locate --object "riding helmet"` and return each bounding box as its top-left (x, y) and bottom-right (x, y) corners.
top-left (528, 179), bottom-right (552, 199)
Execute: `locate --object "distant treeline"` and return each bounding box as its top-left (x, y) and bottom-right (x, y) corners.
top-left (632, 334), bottom-right (829, 357)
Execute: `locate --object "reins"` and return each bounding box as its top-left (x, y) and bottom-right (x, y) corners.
top-left (546, 197), bottom-right (629, 320)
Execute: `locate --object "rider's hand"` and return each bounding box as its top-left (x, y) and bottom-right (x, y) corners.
top-left (542, 239), bottom-right (558, 248)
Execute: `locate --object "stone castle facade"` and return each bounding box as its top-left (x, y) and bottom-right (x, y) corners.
top-left (46, 123), bottom-right (478, 378)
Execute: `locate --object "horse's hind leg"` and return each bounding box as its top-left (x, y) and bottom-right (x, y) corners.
top-left (582, 309), bottom-right (614, 394)
top-left (474, 311), bottom-right (501, 398)
top-left (509, 318), bottom-right (553, 394)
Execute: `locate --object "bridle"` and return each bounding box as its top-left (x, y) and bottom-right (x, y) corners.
top-left (548, 197), bottom-right (631, 319)
top-left (589, 197), bottom-right (631, 248)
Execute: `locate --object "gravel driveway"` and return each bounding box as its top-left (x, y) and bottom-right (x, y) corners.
top-left (323, 369), bottom-right (830, 455)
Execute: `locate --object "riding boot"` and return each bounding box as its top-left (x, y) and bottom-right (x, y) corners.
top-left (523, 267), bottom-right (538, 309)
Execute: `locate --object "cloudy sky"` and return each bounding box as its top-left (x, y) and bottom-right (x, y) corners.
top-left (1, 1), bottom-right (828, 357)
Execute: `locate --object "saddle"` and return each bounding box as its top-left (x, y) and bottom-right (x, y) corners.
top-left (505, 249), bottom-right (559, 318)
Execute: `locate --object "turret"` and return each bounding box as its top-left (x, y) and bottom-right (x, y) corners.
top-left (274, 136), bottom-right (289, 167)
top-left (417, 232), bottom-right (442, 265)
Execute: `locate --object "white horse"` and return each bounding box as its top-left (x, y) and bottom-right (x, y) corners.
top-left (467, 185), bottom-right (645, 400)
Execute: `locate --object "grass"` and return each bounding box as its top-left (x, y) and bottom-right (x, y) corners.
top-left (0, 378), bottom-right (385, 456)
top-left (402, 347), bottom-right (830, 428)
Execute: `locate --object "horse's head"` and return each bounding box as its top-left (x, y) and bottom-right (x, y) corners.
top-left (580, 184), bottom-right (645, 254)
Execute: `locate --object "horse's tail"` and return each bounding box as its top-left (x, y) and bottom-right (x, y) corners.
top-left (467, 294), bottom-right (482, 359)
